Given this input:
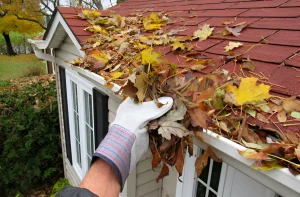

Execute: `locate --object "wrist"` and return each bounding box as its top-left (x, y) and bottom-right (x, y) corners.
top-left (93, 124), bottom-right (136, 189)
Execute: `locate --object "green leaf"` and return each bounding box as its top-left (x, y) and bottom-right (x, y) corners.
top-left (244, 107), bottom-right (257, 118)
top-left (291, 111), bottom-right (300, 119)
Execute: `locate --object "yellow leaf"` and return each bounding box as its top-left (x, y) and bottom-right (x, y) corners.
top-left (224, 41), bottom-right (243, 52)
top-left (193, 24), bottom-right (214, 41)
top-left (143, 12), bottom-right (164, 31)
top-left (144, 23), bottom-right (163, 31)
top-left (226, 77), bottom-right (270, 106)
top-left (111, 71), bottom-right (124, 79)
top-left (85, 25), bottom-right (108, 34)
top-left (141, 48), bottom-right (161, 65)
top-left (82, 9), bottom-right (101, 19)
top-left (91, 50), bottom-right (110, 63)
top-left (171, 42), bottom-right (185, 51)
top-left (150, 13), bottom-right (162, 23)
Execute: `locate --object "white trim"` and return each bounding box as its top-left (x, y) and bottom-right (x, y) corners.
top-left (66, 70), bottom-right (96, 179)
top-left (28, 11), bottom-right (85, 57)
top-left (200, 130), bottom-right (300, 197)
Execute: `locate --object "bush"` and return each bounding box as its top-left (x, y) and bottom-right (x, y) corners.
top-left (0, 75), bottom-right (62, 197)
top-left (21, 65), bottom-right (46, 78)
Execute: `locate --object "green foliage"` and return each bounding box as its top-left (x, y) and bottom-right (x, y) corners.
top-left (0, 76), bottom-right (62, 196)
top-left (50, 178), bottom-right (71, 197)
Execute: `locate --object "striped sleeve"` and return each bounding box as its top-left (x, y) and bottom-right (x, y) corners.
top-left (93, 124), bottom-right (136, 190)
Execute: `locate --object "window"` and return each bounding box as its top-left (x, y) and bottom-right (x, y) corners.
top-left (176, 141), bottom-right (227, 197)
top-left (196, 150), bottom-right (224, 197)
top-left (66, 71), bottom-right (96, 178)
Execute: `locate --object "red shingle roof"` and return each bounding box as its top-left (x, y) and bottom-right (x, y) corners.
top-left (56, 0), bottom-right (300, 98)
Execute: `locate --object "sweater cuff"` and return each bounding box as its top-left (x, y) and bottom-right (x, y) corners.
top-left (92, 124), bottom-right (136, 190)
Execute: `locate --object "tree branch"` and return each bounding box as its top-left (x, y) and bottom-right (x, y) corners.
top-left (14, 14), bottom-right (47, 30)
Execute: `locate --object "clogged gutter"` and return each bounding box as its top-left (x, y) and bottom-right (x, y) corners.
top-left (70, 9), bottom-right (300, 181)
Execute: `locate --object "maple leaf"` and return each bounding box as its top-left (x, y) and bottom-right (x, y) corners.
top-left (193, 24), bottom-right (214, 41)
top-left (80, 10), bottom-right (101, 19)
top-left (159, 99), bottom-right (187, 123)
top-left (90, 50), bottom-right (111, 63)
top-left (224, 42), bottom-right (243, 52)
top-left (85, 25), bottom-right (108, 34)
top-left (252, 160), bottom-right (284, 171)
top-left (158, 121), bottom-right (189, 140)
top-left (143, 13), bottom-right (164, 31)
top-left (225, 77), bottom-right (270, 106)
top-left (171, 42), bottom-right (186, 51)
top-left (141, 48), bottom-right (161, 65)
top-left (225, 24), bottom-right (245, 37)
top-left (122, 80), bottom-right (138, 99)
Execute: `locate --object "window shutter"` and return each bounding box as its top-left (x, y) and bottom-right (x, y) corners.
top-left (59, 66), bottom-right (72, 164)
top-left (93, 88), bottom-right (109, 146)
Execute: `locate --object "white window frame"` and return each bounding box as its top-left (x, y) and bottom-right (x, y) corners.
top-left (66, 70), bottom-right (95, 179)
top-left (176, 137), bottom-right (227, 197)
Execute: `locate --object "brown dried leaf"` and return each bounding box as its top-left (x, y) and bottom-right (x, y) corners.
top-left (195, 148), bottom-right (209, 177)
top-left (277, 110), bottom-right (287, 122)
top-left (257, 113), bottom-right (269, 123)
top-left (188, 108), bottom-right (211, 129)
top-left (156, 163), bottom-right (169, 182)
top-left (175, 142), bottom-right (185, 176)
top-left (152, 152), bottom-right (161, 169)
top-left (282, 96), bottom-right (300, 113)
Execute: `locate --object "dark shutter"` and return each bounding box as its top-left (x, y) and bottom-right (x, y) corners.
top-left (59, 66), bottom-right (72, 164)
top-left (93, 88), bottom-right (109, 146)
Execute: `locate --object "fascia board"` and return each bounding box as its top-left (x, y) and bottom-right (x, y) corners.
top-left (200, 129), bottom-right (300, 197)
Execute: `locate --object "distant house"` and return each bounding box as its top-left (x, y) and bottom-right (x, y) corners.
top-left (29, 1), bottom-right (300, 197)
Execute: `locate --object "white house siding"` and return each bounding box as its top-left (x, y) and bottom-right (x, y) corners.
top-left (162, 169), bottom-right (177, 197)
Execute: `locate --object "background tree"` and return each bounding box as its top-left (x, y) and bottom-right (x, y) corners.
top-left (0, 0), bottom-right (44, 55)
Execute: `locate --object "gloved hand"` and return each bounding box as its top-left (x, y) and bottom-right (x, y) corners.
top-left (93, 97), bottom-right (173, 190)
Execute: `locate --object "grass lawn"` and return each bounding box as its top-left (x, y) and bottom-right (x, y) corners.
top-left (0, 54), bottom-right (46, 80)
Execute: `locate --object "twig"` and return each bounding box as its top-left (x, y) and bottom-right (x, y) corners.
top-left (283, 123), bottom-right (300, 127)
top-left (270, 119), bottom-right (289, 142)
top-left (267, 154), bottom-right (300, 168)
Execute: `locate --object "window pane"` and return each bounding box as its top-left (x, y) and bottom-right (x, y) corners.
top-left (196, 182), bottom-right (206, 197)
top-left (199, 157), bottom-right (210, 183)
top-left (86, 125), bottom-right (92, 156)
top-left (210, 161), bottom-right (222, 191)
top-left (84, 91), bottom-right (90, 125)
top-left (208, 191), bottom-right (217, 197)
top-left (76, 140), bottom-right (82, 167)
top-left (89, 94), bottom-right (93, 127)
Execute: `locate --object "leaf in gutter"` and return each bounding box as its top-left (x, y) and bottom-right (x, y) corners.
top-left (238, 149), bottom-right (269, 160)
top-left (241, 138), bottom-right (267, 150)
top-left (193, 131), bottom-right (204, 143)
top-left (188, 107), bottom-right (210, 129)
top-left (159, 99), bottom-right (187, 123)
top-left (91, 49), bottom-right (110, 63)
top-left (260, 144), bottom-right (282, 154)
top-left (195, 148), bottom-right (209, 177)
top-left (110, 71), bottom-right (124, 79)
top-left (193, 24), bottom-right (214, 41)
top-left (156, 163), bottom-right (169, 182)
top-left (152, 152), bottom-right (161, 169)
top-left (277, 110), bottom-right (287, 122)
top-left (158, 121), bottom-right (189, 140)
top-left (134, 74), bottom-right (148, 103)
top-left (219, 121), bottom-right (231, 133)
top-left (122, 80), bottom-right (138, 99)
top-left (295, 145), bottom-right (300, 161)
top-left (252, 160), bottom-right (283, 171)
top-left (224, 42), bottom-right (243, 52)
top-left (291, 111), bottom-right (300, 119)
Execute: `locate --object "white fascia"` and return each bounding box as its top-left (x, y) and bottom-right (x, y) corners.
top-left (200, 130), bottom-right (300, 197)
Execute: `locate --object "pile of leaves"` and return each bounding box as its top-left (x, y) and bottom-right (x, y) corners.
top-left (71, 9), bottom-right (300, 180)
top-left (0, 75), bottom-right (62, 196)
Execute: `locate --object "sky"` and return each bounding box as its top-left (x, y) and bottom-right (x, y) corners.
top-left (60, 0), bottom-right (117, 9)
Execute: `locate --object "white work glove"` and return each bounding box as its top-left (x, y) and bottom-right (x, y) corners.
top-left (93, 97), bottom-right (173, 190)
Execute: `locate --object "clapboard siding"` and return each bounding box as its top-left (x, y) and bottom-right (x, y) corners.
top-left (65, 159), bottom-right (81, 186)
top-left (137, 180), bottom-right (161, 197)
top-left (162, 169), bottom-right (178, 197)
top-left (60, 42), bottom-right (82, 57)
top-left (140, 189), bottom-right (159, 197)
top-left (137, 169), bottom-right (160, 186)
